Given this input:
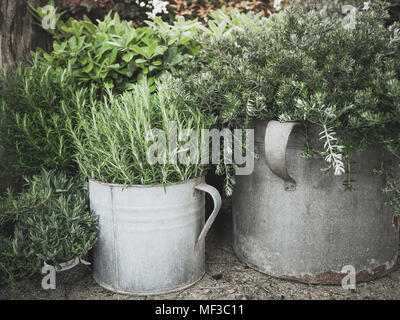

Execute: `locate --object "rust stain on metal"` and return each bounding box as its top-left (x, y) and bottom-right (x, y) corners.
top-left (281, 264), bottom-right (390, 285)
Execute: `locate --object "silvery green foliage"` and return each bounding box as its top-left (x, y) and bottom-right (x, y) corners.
top-left (70, 75), bottom-right (214, 186)
top-left (173, 2), bottom-right (400, 190)
top-left (291, 0), bottom-right (367, 14)
top-left (0, 170), bottom-right (98, 284)
top-left (203, 7), bottom-right (274, 38)
top-left (373, 160), bottom-right (400, 220)
top-left (0, 55), bottom-right (97, 179)
top-left (293, 0), bottom-right (400, 24)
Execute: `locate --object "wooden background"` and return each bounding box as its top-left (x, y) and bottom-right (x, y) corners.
top-left (0, 0), bottom-right (54, 69)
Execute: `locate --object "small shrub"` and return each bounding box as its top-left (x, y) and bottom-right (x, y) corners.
top-left (172, 2), bottom-right (400, 192)
top-left (293, 0), bottom-right (367, 13)
top-left (202, 7), bottom-right (276, 38)
top-left (29, 6), bottom-right (202, 91)
top-left (0, 170), bottom-right (98, 285)
top-left (69, 76), bottom-right (215, 185)
top-left (0, 56), bottom-right (97, 178)
top-left (28, 3), bottom-right (280, 93)
top-left (294, 0), bottom-right (400, 23)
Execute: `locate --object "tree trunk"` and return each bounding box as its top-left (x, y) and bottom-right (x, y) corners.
top-left (0, 0), bottom-right (51, 70)
top-left (0, 0), bottom-right (54, 194)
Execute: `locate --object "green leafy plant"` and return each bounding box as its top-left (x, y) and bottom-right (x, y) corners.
top-left (374, 163), bottom-right (400, 218)
top-left (0, 170), bottom-right (98, 285)
top-left (172, 2), bottom-right (400, 193)
top-left (202, 6), bottom-right (279, 38)
top-left (29, 4), bottom-right (202, 91)
top-left (292, 0), bottom-right (367, 13)
top-left (69, 75), bottom-right (215, 185)
top-left (294, 0), bottom-right (400, 23)
top-left (28, 2), bottom-right (283, 92)
top-left (0, 55), bottom-right (97, 179)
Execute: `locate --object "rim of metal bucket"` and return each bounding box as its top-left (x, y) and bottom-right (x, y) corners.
top-left (88, 174), bottom-right (206, 188)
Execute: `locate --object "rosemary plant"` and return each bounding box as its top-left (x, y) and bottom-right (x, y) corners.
top-left (0, 170), bottom-right (98, 285)
top-left (173, 1), bottom-right (400, 193)
top-left (0, 54), bottom-right (98, 179)
top-left (69, 76), bottom-right (215, 185)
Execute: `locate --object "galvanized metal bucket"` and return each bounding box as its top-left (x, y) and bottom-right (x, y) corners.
top-left (233, 120), bottom-right (399, 284)
top-left (89, 176), bottom-right (222, 295)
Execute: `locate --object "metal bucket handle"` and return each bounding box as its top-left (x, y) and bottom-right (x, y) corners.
top-left (264, 120), bottom-right (301, 191)
top-left (194, 183), bottom-right (222, 248)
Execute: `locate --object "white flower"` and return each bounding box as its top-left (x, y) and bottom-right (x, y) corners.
top-left (152, 0), bottom-right (169, 15)
top-left (362, 2), bottom-right (370, 11)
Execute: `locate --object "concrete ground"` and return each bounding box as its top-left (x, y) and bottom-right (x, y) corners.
top-left (2, 221), bottom-right (399, 300)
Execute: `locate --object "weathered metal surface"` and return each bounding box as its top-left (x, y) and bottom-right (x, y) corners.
top-left (233, 120), bottom-right (399, 285)
top-left (89, 177), bottom-right (222, 295)
top-left (264, 120), bottom-right (300, 191)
